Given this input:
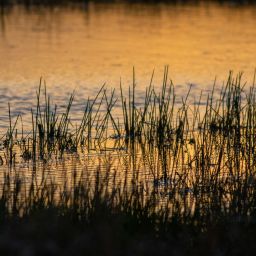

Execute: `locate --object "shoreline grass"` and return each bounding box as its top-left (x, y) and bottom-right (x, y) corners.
top-left (1, 71), bottom-right (256, 254)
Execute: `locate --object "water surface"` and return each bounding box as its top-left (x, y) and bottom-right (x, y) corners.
top-left (0, 2), bottom-right (256, 129)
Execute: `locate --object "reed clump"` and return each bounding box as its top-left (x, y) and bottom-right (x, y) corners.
top-left (1, 71), bottom-right (256, 254)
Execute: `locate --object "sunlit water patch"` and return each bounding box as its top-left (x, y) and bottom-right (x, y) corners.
top-left (0, 2), bottom-right (256, 129)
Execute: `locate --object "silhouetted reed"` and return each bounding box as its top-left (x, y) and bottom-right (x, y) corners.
top-left (1, 70), bottom-right (256, 254)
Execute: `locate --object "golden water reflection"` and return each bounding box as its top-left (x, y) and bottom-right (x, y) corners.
top-left (0, 2), bottom-right (256, 129)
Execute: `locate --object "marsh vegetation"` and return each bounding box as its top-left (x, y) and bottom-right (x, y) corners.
top-left (1, 70), bottom-right (256, 254)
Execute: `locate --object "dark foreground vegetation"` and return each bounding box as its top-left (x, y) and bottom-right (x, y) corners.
top-left (1, 199), bottom-right (256, 255)
top-left (1, 70), bottom-right (256, 255)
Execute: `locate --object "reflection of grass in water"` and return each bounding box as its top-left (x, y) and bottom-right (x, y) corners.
top-left (1, 70), bottom-right (256, 253)
top-left (1, 154), bottom-right (256, 255)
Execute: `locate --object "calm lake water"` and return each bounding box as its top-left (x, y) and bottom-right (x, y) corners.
top-left (0, 2), bottom-right (256, 212)
top-left (0, 2), bottom-right (256, 130)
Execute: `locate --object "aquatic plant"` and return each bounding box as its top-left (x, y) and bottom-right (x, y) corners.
top-left (1, 71), bottom-right (256, 254)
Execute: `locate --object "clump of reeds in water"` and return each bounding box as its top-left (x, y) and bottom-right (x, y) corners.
top-left (1, 70), bottom-right (256, 254)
